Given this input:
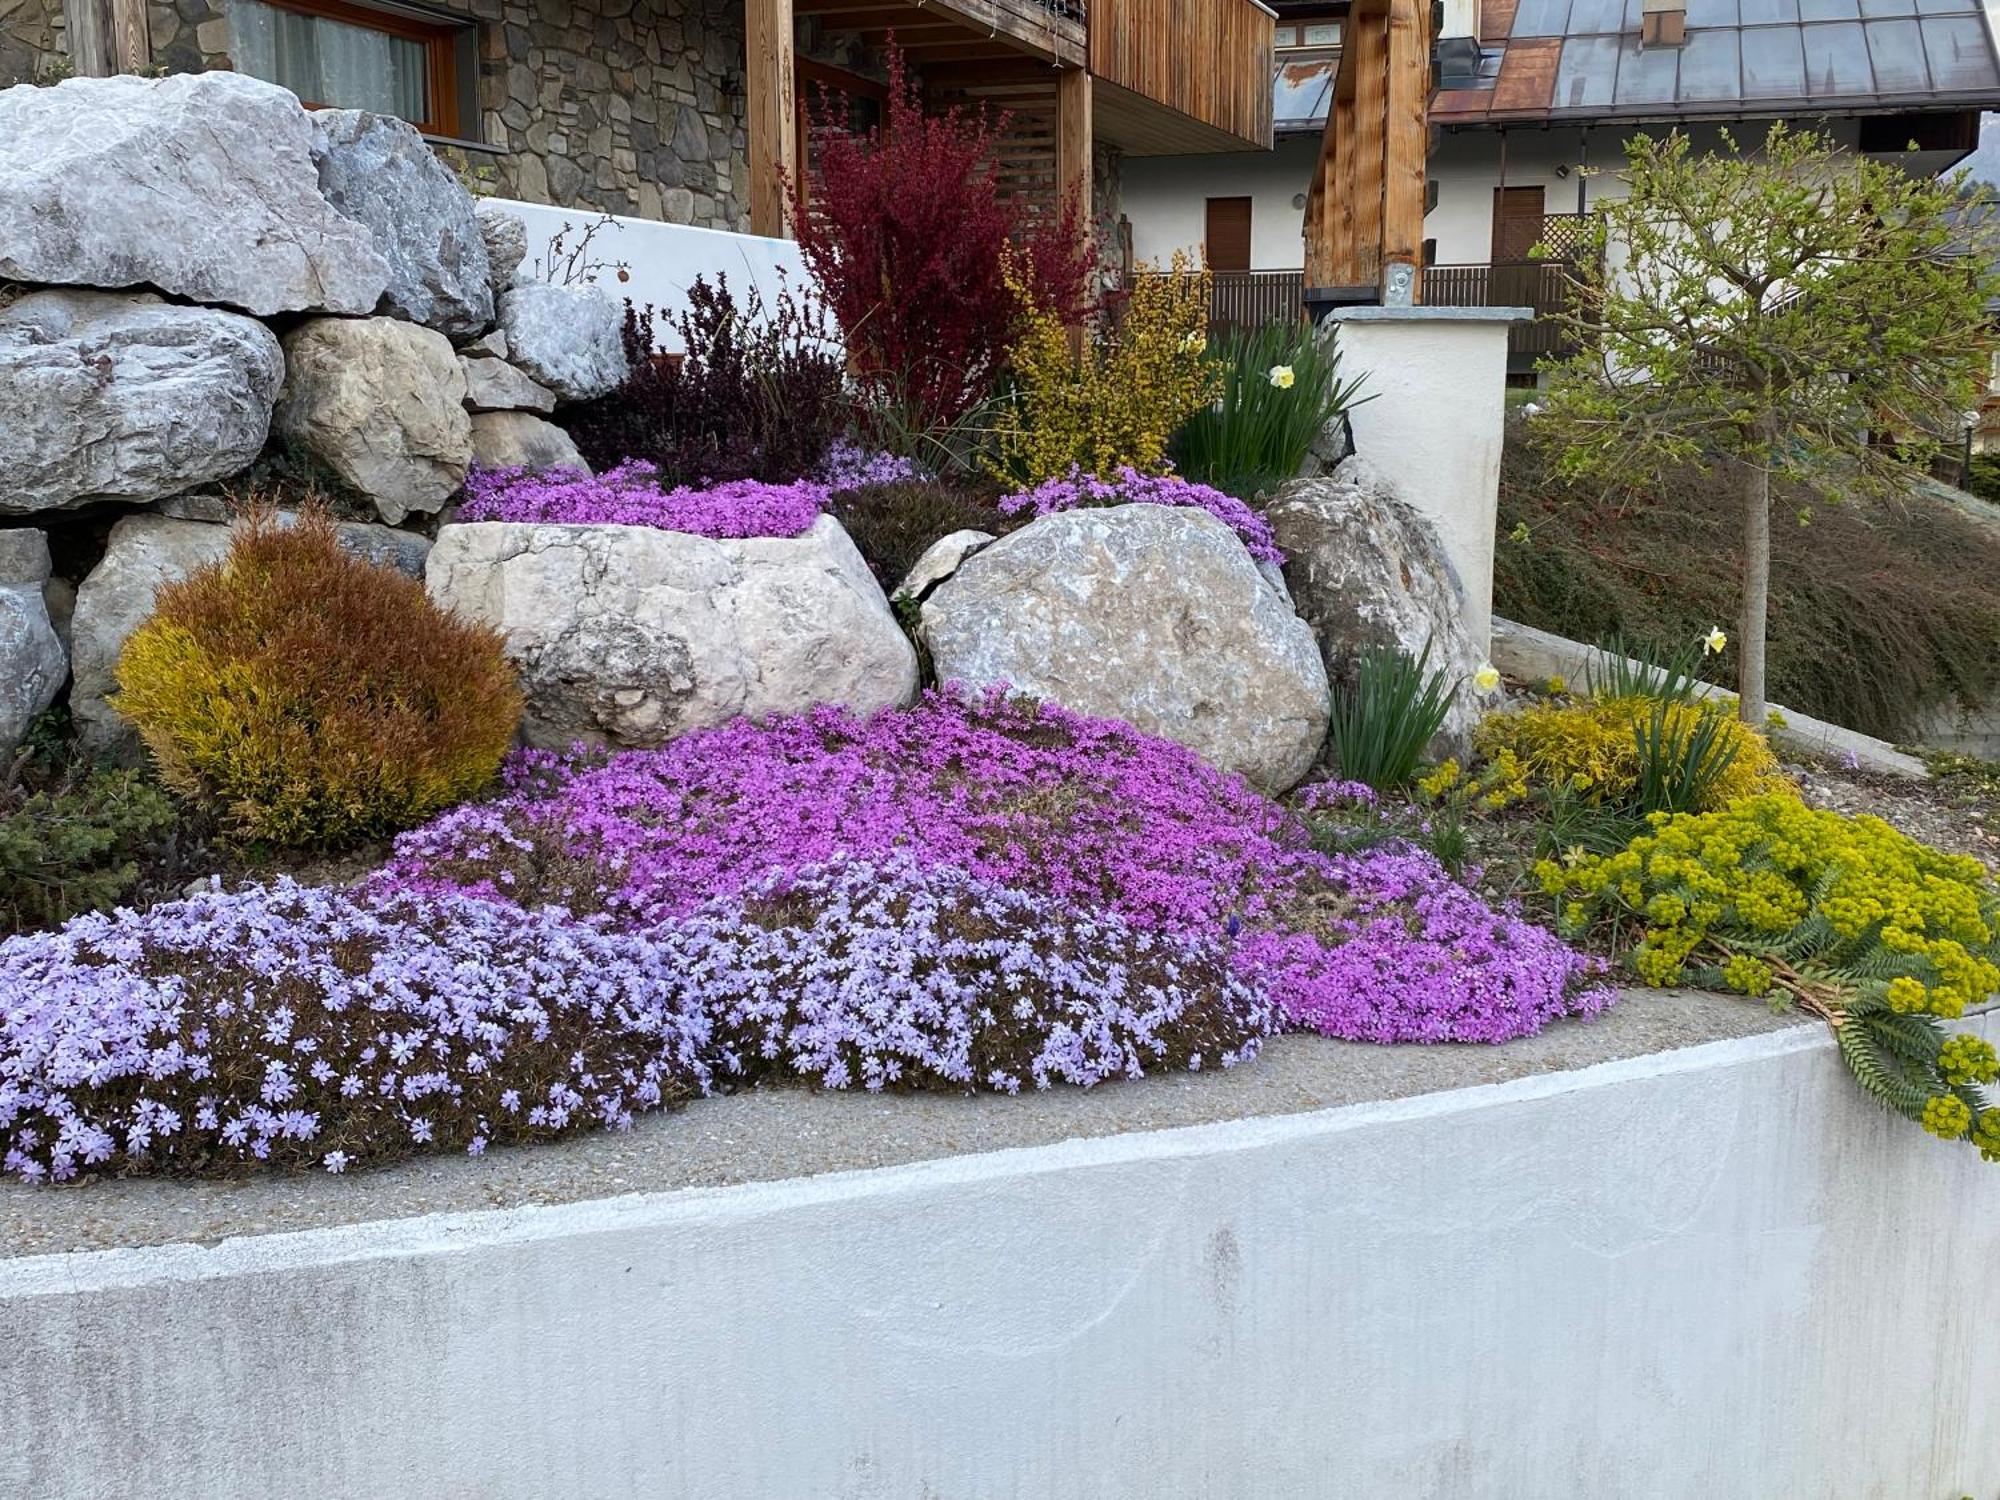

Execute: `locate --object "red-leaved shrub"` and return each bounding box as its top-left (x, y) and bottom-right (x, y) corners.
top-left (793, 40), bottom-right (1096, 435)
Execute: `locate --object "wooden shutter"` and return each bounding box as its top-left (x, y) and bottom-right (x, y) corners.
top-left (1205, 196), bottom-right (1253, 272)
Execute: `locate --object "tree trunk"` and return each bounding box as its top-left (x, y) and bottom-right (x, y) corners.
top-left (1738, 456), bottom-right (1771, 726)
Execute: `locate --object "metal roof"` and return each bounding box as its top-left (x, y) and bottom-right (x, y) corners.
top-left (1433, 0), bottom-right (2000, 121)
top-left (1274, 54), bottom-right (1337, 132)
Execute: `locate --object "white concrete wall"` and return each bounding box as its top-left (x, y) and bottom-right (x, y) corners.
top-left (484, 196), bottom-right (816, 354)
top-left (1330, 307), bottom-right (1518, 653)
top-left (4, 1017), bottom-right (1996, 1499)
top-left (1121, 136), bottom-right (1321, 269)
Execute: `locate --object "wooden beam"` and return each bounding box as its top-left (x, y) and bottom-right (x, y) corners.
top-left (746, 0), bottom-right (797, 239)
top-left (109, 0), bottom-right (150, 72)
top-left (1055, 64), bottom-right (1092, 247)
top-left (1382, 0), bottom-right (1429, 300)
top-left (1347, 2), bottom-right (1388, 290)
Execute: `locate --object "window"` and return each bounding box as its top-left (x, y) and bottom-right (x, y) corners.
top-left (1277, 19), bottom-right (1343, 47)
top-left (230, 0), bottom-right (471, 138)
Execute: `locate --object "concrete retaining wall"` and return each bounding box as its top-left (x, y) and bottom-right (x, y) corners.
top-left (4, 1020), bottom-right (1996, 1498)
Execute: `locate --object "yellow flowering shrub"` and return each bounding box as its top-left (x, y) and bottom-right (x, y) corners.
top-left (989, 251), bottom-right (1221, 483)
top-left (1544, 795), bottom-right (2000, 1159)
top-left (1474, 693), bottom-right (1789, 812)
top-left (1419, 750), bottom-right (1527, 811)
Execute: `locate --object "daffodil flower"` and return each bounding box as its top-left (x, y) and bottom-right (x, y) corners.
top-left (1268, 364), bottom-right (1295, 390)
top-left (1703, 627), bottom-right (1728, 655)
top-left (1473, 664), bottom-right (1501, 693)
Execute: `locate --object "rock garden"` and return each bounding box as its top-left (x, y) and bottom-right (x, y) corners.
top-left (1, 66), bottom-right (1997, 1191)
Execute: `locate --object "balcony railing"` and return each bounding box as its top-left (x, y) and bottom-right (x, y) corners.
top-left (1198, 260), bottom-right (1586, 364)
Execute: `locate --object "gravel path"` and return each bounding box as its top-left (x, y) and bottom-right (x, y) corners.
top-left (0, 987), bottom-right (1799, 1259)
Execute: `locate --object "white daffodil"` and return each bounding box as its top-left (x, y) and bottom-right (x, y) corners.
top-left (1472, 664), bottom-right (1501, 693)
top-left (1268, 364), bottom-right (1296, 390)
top-left (1703, 626), bottom-right (1728, 655)
top-left (1181, 331), bottom-right (1207, 353)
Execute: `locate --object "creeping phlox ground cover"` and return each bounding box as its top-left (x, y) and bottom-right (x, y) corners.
top-left (459, 462), bottom-right (829, 538)
top-left (997, 468), bottom-right (1286, 566)
top-left (0, 694), bottom-right (1614, 1182)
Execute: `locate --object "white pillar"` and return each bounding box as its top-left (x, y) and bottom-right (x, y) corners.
top-left (1325, 305), bottom-right (1529, 655)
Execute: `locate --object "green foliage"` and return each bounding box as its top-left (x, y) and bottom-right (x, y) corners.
top-left (1475, 692), bottom-right (1787, 814)
top-left (1172, 319), bottom-right (1370, 498)
top-left (1529, 124), bottom-right (2000, 721)
top-left (1584, 631), bottom-right (1705, 706)
top-left (1495, 429), bottom-right (2000, 741)
top-left (1963, 453), bottom-right (2000, 505)
top-left (1544, 795), bottom-right (2000, 1160)
top-left (1, 748), bottom-right (179, 934)
top-left (1327, 643), bottom-right (1458, 791)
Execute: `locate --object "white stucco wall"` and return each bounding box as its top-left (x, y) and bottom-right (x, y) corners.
top-left (1329, 306), bottom-right (1519, 652)
top-left (1121, 136), bottom-right (1321, 269)
top-left (4, 1017), bottom-right (1995, 1499)
top-left (485, 196), bottom-right (816, 354)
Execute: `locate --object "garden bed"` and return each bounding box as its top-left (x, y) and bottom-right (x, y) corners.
top-left (0, 987), bottom-right (1793, 1259)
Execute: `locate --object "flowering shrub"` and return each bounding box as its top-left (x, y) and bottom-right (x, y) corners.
top-left (113, 506), bottom-right (521, 848)
top-left (1474, 694), bottom-right (1788, 813)
top-left (1544, 796), bottom-right (2000, 1160)
top-left (460, 462), bottom-right (826, 539)
top-left (997, 468), bottom-right (1283, 566)
top-left (793, 43), bottom-right (1094, 434)
top-left (0, 881), bottom-right (714, 1182)
top-left (562, 277), bottom-right (849, 486)
top-left (988, 252), bottom-right (1220, 483)
top-left (382, 691), bottom-right (1612, 1045)
top-left (819, 440), bottom-right (927, 492)
top-left (693, 855), bottom-right (1275, 1092)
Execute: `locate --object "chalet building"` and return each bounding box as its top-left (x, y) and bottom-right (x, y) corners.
top-left (0, 0), bottom-right (1276, 247)
top-left (1123, 0), bottom-right (2000, 368)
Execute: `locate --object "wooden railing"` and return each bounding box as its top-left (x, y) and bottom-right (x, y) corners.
top-left (1208, 270), bottom-right (1306, 333)
top-left (1086, 0), bottom-right (1274, 147)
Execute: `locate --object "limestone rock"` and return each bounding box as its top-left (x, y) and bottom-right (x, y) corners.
top-left (0, 528), bottom-right (52, 586)
top-left (461, 329), bottom-right (510, 360)
top-left (425, 515), bottom-right (916, 749)
top-left (0, 72), bottom-right (389, 317)
top-left (468, 411), bottom-right (587, 472)
top-left (460, 355), bottom-right (557, 414)
top-left (276, 317), bottom-right (471, 525)
top-left (0, 290), bottom-right (283, 516)
top-left (892, 530), bottom-right (994, 602)
top-left (1268, 457), bottom-right (1488, 756)
top-left (919, 505), bottom-right (1330, 793)
top-left (70, 513), bottom-right (434, 754)
top-left (311, 109), bottom-right (494, 336)
top-left (476, 206), bottom-right (530, 298)
top-left (497, 281), bottom-right (626, 402)
top-left (0, 578), bottom-right (64, 755)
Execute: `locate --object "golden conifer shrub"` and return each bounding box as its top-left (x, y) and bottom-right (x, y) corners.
top-left (114, 506), bottom-right (522, 847)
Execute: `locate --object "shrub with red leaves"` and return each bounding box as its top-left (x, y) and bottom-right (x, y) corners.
top-left (793, 40), bottom-right (1095, 435)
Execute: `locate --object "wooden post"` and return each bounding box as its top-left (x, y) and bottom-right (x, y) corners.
top-left (1347, 0), bottom-right (1388, 291)
top-left (1326, 85), bottom-right (1358, 285)
top-left (109, 0), bottom-right (151, 73)
top-left (746, 0), bottom-right (797, 239)
top-left (62, 0), bottom-right (114, 76)
top-left (1055, 65), bottom-right (1093, 252)
top-left (1381, 0), bottom-right (1428, 300)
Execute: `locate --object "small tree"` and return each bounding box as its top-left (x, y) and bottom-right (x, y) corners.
top-left (1532, 124), bottom-right (1998, 724)
top-left (792, 40), bottom-right (1095, 438)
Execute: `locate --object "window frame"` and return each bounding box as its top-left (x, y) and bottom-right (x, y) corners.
top-left (233, 0), bottom-right (468, 139)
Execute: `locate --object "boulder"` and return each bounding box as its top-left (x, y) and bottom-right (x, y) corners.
top-left (0, 72), bottom-right (389, 317)
top-left (892, 529), bottom-right (994, 603)
top-left (468, 411), bottom-right (587, 472)
top-left (276, 317), bottom-right (472, 525)
top-left (425, 515), bottom-right (917, 749)
top-left (460, 355), bottom-right (557, 414)
top-left (497, 281), bottom-right (626, 402)
top-left (0, 290), bottom-right (283, 516)
top-left (919, 505), bottom-right (1330, 793)
top-left (0, 525), bottom-right (63, 753)
top-left (1267, 457), bottom-right (1489, 756)
top-left (311, 109), bottom-right (494, 336)
top-left (70, 513), bottom-right (434, 754)
top-left (476, 206), bottom-right (529, 298)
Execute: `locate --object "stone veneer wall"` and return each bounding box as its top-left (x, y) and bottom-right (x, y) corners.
top-left (0, 0), bottom-right (747, 228)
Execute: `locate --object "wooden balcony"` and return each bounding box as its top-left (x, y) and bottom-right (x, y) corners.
top-left (1088, 0), bottom-right (1276, 152)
